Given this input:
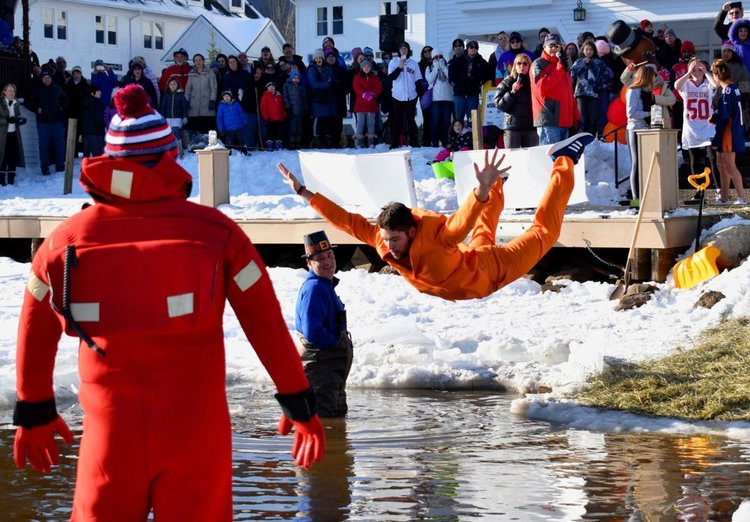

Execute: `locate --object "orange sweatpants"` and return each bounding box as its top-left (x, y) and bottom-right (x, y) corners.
top-left (468, 156), bottom-right (575, 290)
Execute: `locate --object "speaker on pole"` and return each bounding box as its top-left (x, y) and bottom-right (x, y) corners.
top-left (379, 14), bottom-right (406, 54)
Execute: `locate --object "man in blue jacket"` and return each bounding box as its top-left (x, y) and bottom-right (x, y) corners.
top-left (295, 231), bottom-right (353, 417)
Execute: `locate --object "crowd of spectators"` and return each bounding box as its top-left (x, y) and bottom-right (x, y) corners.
top-left (1, 2), bottom-right (748, 203)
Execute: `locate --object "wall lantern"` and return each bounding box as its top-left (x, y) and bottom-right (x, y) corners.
top-left (573, 0), bottom-right (586, 22)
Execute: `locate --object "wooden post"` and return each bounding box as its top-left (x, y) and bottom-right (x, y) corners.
top-left (196, 148), bottom-right (231, 207)
top-left (471, 109), bottom-right (482, 150)
top-left (632, 248), bottom-right (652, 282)
top-left (635, 129), bottom-right (679, 217)
top-left (651, 247), bottom-right (682, 282)
top-left (63, 118), bottom-right (77, 195)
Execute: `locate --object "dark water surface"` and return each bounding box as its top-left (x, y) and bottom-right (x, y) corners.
top-left (2, 389), bottom-right (750, 521)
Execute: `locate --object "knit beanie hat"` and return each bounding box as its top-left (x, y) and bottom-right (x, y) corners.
top-left (640, 19), bottom-right (652, 31)
top-left (681, 41), bottom-right (696, 54)
top-left (722, 40), bottom-right (736, 52)
top-left (665, 28), bottom-right (676, 38)
top-left (104, 84), bottom-right (178, 164)
top-left (312, 48), bottom-right (324, 59)
top-left (595, 40), bottom-right (611, 55)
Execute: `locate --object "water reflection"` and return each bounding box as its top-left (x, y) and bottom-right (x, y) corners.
top-left (1, 389), bottom-right (749, 520)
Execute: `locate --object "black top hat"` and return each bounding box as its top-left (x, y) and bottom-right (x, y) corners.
top-left (607, 20), bottom-right (642, 57)
top-left (303, 230), bottom-right (336, 258)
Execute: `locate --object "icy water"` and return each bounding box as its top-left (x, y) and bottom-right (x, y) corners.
top-left (2, 389), bottom-right (750, 521)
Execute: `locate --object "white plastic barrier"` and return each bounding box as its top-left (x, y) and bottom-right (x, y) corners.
top-left (299, 150), bottom-right (418, 216)
top-left (452, 145), bottom-right (588, 209)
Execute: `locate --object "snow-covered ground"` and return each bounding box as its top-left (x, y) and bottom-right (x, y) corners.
top-left (1, 142), bottom-right (749, 441)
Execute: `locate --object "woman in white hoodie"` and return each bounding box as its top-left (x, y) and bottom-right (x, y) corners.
top-left (424, 48), bottom-right (454, 147)
top-left (387, 41), bottom-right (423, 148)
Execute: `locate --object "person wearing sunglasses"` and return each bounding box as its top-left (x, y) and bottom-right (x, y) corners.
top-left (530, 33), bottom-right (578, 145)
top-left (491, 32), bottom-right (535, 84)
top-left (448, 39), bottom-right (490, 125)
top-left (495, 54), bottom-right (537, 148)
top-left (716, 1), bottom-right (745, 42)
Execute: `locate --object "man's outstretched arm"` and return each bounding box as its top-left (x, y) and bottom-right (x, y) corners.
top-left (441, 150), bottom-right (512, 244)
top-left (277, 163), bottom-right (381, 248)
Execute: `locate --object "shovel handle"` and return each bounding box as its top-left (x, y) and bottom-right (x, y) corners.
top-left (623, 151), bottom-right (659, 287)
top-left (687, 167), bottom-right (711, 191)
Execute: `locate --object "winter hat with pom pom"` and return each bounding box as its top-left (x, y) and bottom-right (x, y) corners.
top-left (104, 84), bottom-right (178, 164)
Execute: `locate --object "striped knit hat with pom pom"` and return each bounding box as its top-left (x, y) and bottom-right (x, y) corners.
top-left (104, 83), bottom-right (178, 164)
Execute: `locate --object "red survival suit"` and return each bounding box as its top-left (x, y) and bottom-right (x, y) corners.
top-left (15, 154), bottom-right (312, 520)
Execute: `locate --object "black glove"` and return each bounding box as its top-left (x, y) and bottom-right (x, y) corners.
top-left (17, 116), bottom-right (27, 126)
top-left (7, 116), bottom-right (16, 124)
top-left (208, 100), bottom-right (216, 111)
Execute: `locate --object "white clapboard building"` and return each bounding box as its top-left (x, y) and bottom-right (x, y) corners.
top-left (295, 0), bottom-right (723, 63)
top-left (14, 0), bottom-right (284, 76)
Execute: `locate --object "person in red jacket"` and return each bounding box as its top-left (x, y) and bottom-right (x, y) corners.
top-left (12, 84), bottom-right (325, 521)
top-left (260, 81), bottom-right (287, 150)
top-left (531, 33), bottom-right (579, 145)
top-left (278, 132), bottom-right (595, 301)
top-left (158, 48), bottom-right (192, 93)
top-left (352, 59), bottom-right (383, 148)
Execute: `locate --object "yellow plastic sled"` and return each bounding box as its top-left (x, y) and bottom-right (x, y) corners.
top-left (672, 168), bottom-right (721, 289)
top-left (673, 244), bottom-right (721, 289)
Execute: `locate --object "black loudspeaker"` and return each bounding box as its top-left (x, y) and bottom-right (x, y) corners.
top-left (379, 14), bottom-right (405, 54)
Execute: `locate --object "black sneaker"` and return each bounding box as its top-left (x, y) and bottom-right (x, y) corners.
top-left (547, 132), bottom-right (595, 165)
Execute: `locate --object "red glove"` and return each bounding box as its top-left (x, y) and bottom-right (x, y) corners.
top-left (14, 416), bottom-right (74, 473)
top-left (277, 413), bottom-right (326, 469)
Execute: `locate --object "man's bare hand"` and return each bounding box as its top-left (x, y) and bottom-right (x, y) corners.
top-left (472, 150), bottom-right (511, 202)
top-left (473, 149), bottom-right (511, 189)
top-left (277, 162), bottom-right (303, 193)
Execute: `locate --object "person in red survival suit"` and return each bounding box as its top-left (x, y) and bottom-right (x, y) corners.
top-left (12, 84), bottom-right (326, 521)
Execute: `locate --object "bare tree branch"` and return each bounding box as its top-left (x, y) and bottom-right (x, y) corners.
top-left (252, 0), bottom-right (295, 45)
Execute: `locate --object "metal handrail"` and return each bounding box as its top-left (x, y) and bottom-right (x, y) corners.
top-left (600, 124), bottom-right (628, 188)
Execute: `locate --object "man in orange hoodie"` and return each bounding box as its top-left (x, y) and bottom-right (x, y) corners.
top-left (278, 132), bottom-right (594, 301)
top-left (13, 84), bottom-right (325, 521)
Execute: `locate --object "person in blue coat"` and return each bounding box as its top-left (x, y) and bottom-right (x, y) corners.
top-left (90, 59), bottom-right (119, 105)
top-left (307, 49), bottom-right (340, 147)
top-left (295, 231), bottom-right (353, 418)
top-left (216, 90), bottom-right (249, 150)
top-left (711, 58), bottom-right (748, 204)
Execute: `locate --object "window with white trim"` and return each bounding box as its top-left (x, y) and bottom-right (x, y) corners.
top-left (332, 6), bottom-right (343, 35)
top-left (381, 1), bottom-right (408, 29)
top-left (316, 5), bottom-right (343, 36)
top-left (143, 21), bottom-right (164, 50)
top-left (316, 7), bottom-right (327, 37)
top-left (230, 0), bottom-right (243, 11)
top-left (96, 15), bottom-right (118, 46)
top-left (43, 8), bottom-right (67, 40)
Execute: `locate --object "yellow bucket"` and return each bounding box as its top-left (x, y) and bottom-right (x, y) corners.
top-left (673, 245), bottom-right (721, 289)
